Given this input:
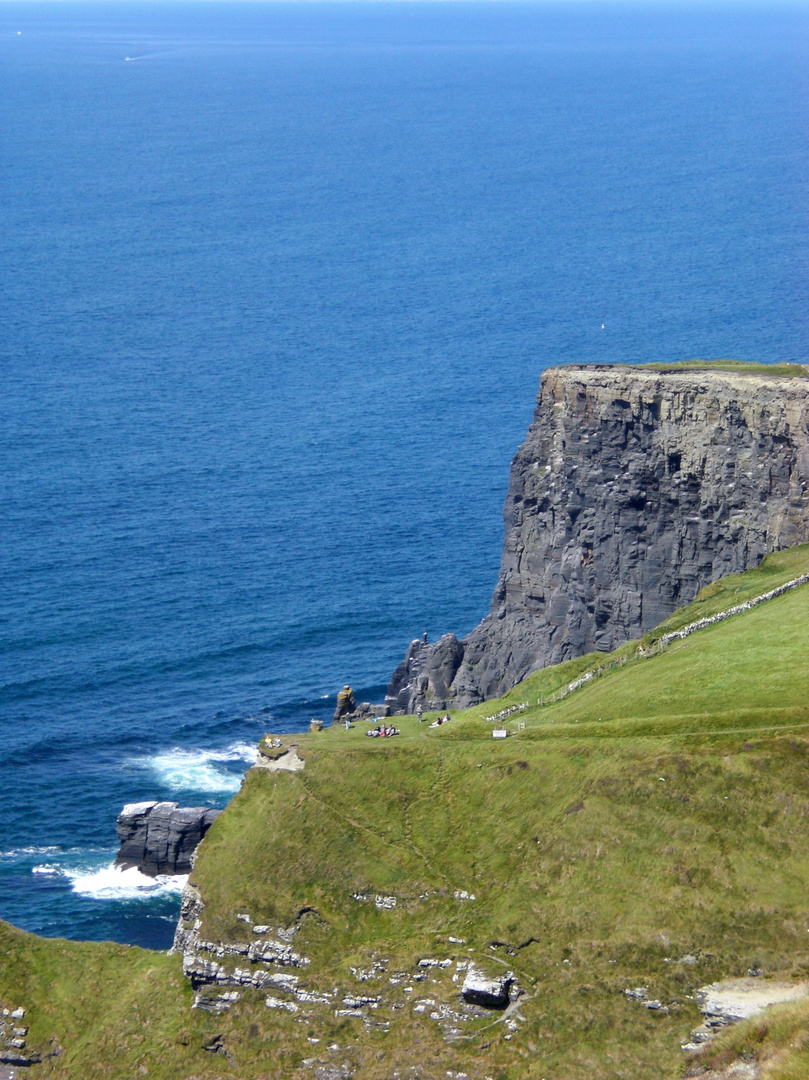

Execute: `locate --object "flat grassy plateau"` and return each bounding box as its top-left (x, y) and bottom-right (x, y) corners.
top-left (2, 545), bottom-right (809, 1080)
top-left (637, 360), bottom-right (809, 378)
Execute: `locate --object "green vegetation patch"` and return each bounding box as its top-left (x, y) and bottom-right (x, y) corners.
top-left (185, 560), bottom-right (809, 1079)
top-left (638, 359), bottom-right (809, 378)
top-left (0, 921), bottom-right (221, 1078)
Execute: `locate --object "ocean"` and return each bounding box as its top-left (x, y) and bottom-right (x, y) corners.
top-left (1, 1), bottom-right (807, 949)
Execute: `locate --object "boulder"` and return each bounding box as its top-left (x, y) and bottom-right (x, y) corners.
top-left (115, 801), bottom-right (220, 876)
top-left (461, 967), bottom-right (512, 1008)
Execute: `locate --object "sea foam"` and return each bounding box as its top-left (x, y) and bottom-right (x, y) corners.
top-left (131, 741), bottom-right (258, 796)
top-left (65, 863), bottom-right (188, 900)
top-left (31, 863), bottom-right (63, 876)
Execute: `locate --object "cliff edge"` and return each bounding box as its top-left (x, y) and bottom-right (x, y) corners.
top-left (388, 363), bottom-right (809, 710)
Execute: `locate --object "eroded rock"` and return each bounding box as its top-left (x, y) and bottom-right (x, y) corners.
top-left (461, 967), bottom-right (512, 1008)
top-left (254, 745), bottom-right (305, 772)
top-left (683, 977), bottom-right (809, 1052)
top-left (115, 801), bottom-right (220, 876)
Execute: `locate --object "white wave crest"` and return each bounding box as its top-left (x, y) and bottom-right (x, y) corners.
top-left (32, 863), bottom-right (64, 876)
top-left (66, 863), bottom-right (188, 900)
top-left (132, 741), bottom-right (258, 795)
top-left (0, 845), bottom-right (61, 859)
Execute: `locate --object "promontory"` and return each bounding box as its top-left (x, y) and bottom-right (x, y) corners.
top-left (388, 361), bottom-right (809, 712)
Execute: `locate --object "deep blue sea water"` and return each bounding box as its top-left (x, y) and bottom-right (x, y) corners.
top-left (1, 1), bottom-right (807, 950)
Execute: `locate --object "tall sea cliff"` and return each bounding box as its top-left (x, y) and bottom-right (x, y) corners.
top-left (388, 364), bottom-right (809, 710)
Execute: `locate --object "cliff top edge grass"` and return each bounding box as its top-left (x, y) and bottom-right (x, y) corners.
top-left (638, 359), bottom-right (809, 378)
top-left (275, 542), bottom-right (809, 749)
top-left (268, 563), bottom-right (809, 760)
top-left (553, 359), bottom-right (809, 378)
top-left (417, 542), bottom-right (809, 732)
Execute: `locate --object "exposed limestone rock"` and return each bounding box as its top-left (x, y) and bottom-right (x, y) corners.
top-left (0, 1009), bottom-right (40, 1070)
top-left (682, 977), bottom-right (809, 1052)
top-left (679, 1065), bottom-right (758, 1080)
top-left (461, 967), bottom-right (513, 1008)
top-left (193, 990), bottom-right (241, 1014)
top-left (115, 801), bottom-right (220, 876)
top-left (254, 744), bottom-right (305, 772)
top-left (623, 986), bottom-right (669, 1014)
top-left (389, 364), bottom-right (809, 709)
top-left (173, 881), bottom-right (310, 993)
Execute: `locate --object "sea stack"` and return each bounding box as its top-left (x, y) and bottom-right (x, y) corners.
top-left (388, 363), bottom-right (809, 711)
top-left (115, 801), bottom-right (221, 876)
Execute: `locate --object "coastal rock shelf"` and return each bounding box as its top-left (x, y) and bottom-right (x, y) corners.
top-left (389, 364), bottom-right (809, 710)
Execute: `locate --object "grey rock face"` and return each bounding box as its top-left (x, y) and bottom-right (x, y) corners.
top-left (683, 977), bottom-right (809, 1052)
top-left (387, 634), bottom-right (464, 715)
top-left (115, 800), bottom-right (220, 876)
top-left (389, 364), bottom-right (809, 710)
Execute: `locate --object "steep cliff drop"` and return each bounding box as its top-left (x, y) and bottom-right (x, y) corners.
top-left (388, 363), bottom-right (809, 712)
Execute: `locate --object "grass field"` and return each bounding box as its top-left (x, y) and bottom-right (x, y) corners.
top-left (2, 549), bottom-right (808, 1080)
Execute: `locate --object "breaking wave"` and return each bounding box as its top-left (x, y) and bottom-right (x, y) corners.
top-left (65, 863), bottom-right (188, 900)
top-left (130, 741), bottom-right (258, 795)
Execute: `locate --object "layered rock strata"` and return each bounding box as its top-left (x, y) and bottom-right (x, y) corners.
top-left (173, 884), bottom-right (512, 1031)
top-left (173, 885), bottom-right (311, 992)
top-left (388, 364), bottom-right (809, 710)
top-left (115, 801), bottom-right (220, 876)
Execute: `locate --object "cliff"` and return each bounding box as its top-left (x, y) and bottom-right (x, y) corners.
top-left (388, 363), bottom-right (809, 710)
top-left (115, 800), bottom-right (220, 876)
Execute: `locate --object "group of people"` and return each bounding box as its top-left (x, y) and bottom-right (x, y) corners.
top-left (366, 724), bottom-right (399, 738)
top-left (416, 705), bottom-right (452, 726)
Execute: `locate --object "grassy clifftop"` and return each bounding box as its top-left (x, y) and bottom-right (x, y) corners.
top-left (637, 359), bottom-right (809, 378)
top-left (2, 546), bottom-right (809, 1080)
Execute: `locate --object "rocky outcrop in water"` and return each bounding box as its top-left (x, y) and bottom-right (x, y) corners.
top-left (115, 801), bottom-right (220, 876)
top-left (388, 364), bottom-right (809, 711)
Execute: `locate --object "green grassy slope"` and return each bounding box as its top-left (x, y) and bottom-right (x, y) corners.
top-left (0, 922), bottom-right (207, 1077)
top-left (2, 551), bottom-right (808, 1080)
